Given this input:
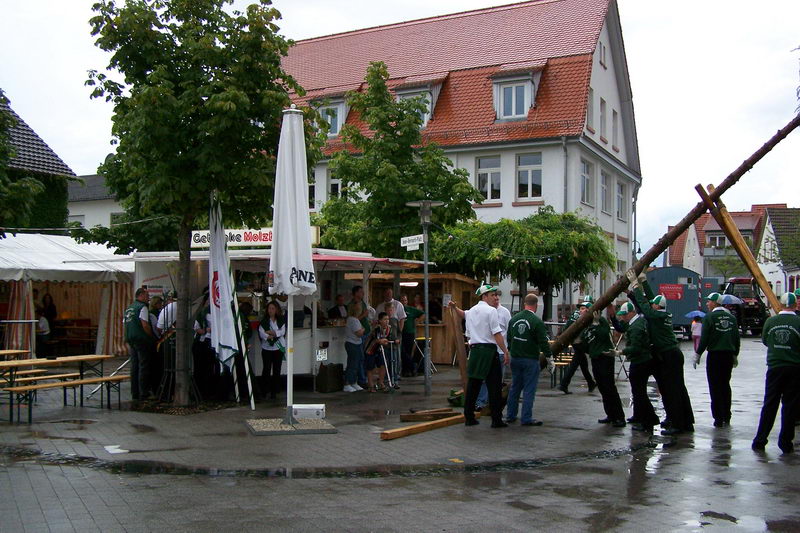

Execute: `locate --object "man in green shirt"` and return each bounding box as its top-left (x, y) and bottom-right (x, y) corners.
top-left (581, 298), bottom-right (626, 427)
top-left (505, 293), bottom-right (551, 426)
top-left (400, 294), bottom-right (425, 376)
top-left (558, 299), bottom-right (596, 394)
top-left (616, 302), bottom-right (659, 432)
top-left (753, 292), bottom-right (800, 453)
top-left (627, 269), bottom-right (695, 435)
top-left (124, 287), bottom-right (156, 401)
top-left (693, 292), bottom-right (740, 427)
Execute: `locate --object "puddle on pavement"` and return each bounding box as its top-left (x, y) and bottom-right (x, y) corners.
top-left (46, 419), bottom-right (98, 425)
top-left (0, 440), bottom-right (657, 480)
top-left (701, 510), bottom-right (737, 523)
top-left (25, 430), bottom-right (91, 445)
top-left (131, 424), bottom-right (157, 433)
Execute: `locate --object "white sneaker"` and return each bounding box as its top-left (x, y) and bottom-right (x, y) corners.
top-left (352, 383), bottom-right (364, 391)
top-left (343, 384), bottom-right (356, 392)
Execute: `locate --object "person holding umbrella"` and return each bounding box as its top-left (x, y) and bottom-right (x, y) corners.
top-left (693, 292), bottom-right (740, 428)
top-left (752, 292), bottom-right (800, 453)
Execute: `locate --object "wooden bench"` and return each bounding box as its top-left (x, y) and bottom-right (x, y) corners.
top-left (12, 372), bottom-right (81, 385)
top-left (550, 351), bottom-right (574, 388)
top-left (1, 369), bottom-right (47, 384)
top-left (4, 375), bottom-right (129, 424)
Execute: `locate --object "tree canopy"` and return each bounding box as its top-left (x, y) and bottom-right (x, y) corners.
top-left (317, 61), bottom-right (481, 258)
top-left (430, 206), bottom-right (617, 315)
top-left (85, 0), bottom-right (324, 404)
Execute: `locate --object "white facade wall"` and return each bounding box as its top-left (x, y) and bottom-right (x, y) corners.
top-left (756, 218), bottom-right (786, 296)
top-left (67, 199), bottom-right (122, 228)
top-left (683, 226), bottom-right (704, 275)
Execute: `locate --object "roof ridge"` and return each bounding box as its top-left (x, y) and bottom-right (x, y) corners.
top-left (293, 0), bottom-right (563, 44)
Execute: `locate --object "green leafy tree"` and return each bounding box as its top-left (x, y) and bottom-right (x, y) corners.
top-left (317, 61), bottom-right (481, 257)
top-left (430, 206), bottom-right (616, 318)
top-left (86, 0), bottom-right (324, 404)
top-left (0, 89), bottom-right (45, 229)
top-left (707, 248), bottom-right (749, 279)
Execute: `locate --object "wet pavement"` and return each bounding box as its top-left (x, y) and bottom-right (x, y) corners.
top-left (2, 338), bottom-right (799, 532)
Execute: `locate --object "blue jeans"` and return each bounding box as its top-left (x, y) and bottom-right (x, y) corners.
top-left (506, 357), bottom-right (541, 424)
top-left (344, 342), bottom-right (363, 386)
top-left (358, 333), bottom-right (369, 385)
top-left (476, 353), bottom-right (504, 407)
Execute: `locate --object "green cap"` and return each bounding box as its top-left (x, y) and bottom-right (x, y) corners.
top-left (706, 292), bottom-right (722, 303)
top-left (650, 294), bottom-right (667, 308)
top-left (616, 302), bottom-right (636, 316)
top-left (475, 283), bottom-right (498, 296)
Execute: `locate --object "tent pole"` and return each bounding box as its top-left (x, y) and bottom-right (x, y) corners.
top-left (283, 296), bottom-right (296, 424)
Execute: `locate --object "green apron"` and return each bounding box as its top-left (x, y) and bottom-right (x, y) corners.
top-left (467, 344), bottom-right (497, 380)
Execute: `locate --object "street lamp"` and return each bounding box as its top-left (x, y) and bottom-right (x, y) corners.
top-left (406, 199), bottom-right (444, 396)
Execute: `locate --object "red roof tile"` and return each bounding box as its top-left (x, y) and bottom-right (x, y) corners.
top-left (284, 0), bottom-right (610, 148)
top-left (668, 225), bottom-right (686, 266)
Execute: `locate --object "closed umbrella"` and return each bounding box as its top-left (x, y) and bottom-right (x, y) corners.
top-left (718, 294), bottom-right (744, 306)
top-left (685, 310), bottom-right (706, 319)
top-left (268, 106), bottom-right (317, 424)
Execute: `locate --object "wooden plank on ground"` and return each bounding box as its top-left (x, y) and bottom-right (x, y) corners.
top-left (400, 412), bottom-right (458, 422)
top-left (380, 414), bottom-right (465, 441)
top-left (409, 407), bottom-right (454, 414)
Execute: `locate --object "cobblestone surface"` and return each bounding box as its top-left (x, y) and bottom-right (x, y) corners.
top-left (2, 339), bottom-right (799, 531)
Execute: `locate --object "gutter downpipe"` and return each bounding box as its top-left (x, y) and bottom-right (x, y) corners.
top-left (562, 135), bottom-right (569, 318)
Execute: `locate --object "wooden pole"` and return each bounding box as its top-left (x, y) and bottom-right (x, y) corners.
top-left (445, 306), bottom-right (467, 389)
top-left (380, 414), bottom-right (464, 440)
top-left (696, 185), bottom-right (782, 314)
top-left (550, 114), bottom-right (800, 355)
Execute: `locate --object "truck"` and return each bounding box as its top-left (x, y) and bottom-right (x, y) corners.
top-left (645, 266), bottom-right (703, 340)
top-left (720, 277), bottom-right (768, 336)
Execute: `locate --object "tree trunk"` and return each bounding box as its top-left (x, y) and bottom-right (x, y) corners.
top-left (516, 268), bottom-right (527, 313)
top-left (173, 218), bottom-right (192, 406)
top-left (542, 283), bottom-right (553, 322)
top-left (550, 113), bottom-right (800, 355)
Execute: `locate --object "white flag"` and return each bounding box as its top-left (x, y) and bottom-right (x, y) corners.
top-left (208, 198), bottom-right (239, 368)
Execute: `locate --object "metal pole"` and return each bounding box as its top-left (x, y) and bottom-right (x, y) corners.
top-left (284, 296), bottom-right (296, 424)
top-left (423, 217), bottom-right (431, 396)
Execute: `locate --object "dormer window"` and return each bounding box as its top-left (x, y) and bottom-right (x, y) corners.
top-left (316, 101), bottom-right (348, 136)
top-left (491, 69), bottom-right (541, 121)
top-left (397, 90), bottom-right (431, 127)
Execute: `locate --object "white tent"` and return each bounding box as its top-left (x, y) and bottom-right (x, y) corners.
top-left (0, 233), bottom-right (133, 282)
top-left (0, 233), bottom-right (134, 355)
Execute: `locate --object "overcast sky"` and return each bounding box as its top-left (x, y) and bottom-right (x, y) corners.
top-left (1, 0), bottom-right (798, 255)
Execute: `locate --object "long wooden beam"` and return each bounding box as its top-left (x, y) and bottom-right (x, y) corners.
top-left (696, 184), bottom-right (781, 314)
top-left (550, 114), bottom-right (800, 355)
top-left (380, 414), bottom-right (464, 440)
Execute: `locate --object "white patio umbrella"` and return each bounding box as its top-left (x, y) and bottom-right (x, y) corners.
top-left (268, 105), bottom-right (317, 424)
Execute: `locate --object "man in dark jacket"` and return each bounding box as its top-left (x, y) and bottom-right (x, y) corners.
top-left (558, 299), bottom-right (596, 394)
top-left (581, 298), bottom-right (626, 427)
top-left (617, 301), bottom-right (659, 432)
top-left (752, 292), bottom-right (800, 453)
top-left (694, 292), bottom-right (740, 427)
top-left (627, 269), bottom-right (695, 435)
top-left (124, 288), bottom-right (156, 401)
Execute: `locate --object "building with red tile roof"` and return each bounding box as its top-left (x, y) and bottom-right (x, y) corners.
top-left (284, 0), bottom-right (641, 311)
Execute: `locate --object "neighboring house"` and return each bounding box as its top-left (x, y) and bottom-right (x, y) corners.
top-left (2, 93), bottom-right (75, 228)
top-left (757, 207), bottom-right (800, 296)
top-left (67, 174), bottom-right (123, 228)
top-left (284, 0), bottom-right (642, 313)
top-left (666, 204), bottom-right (788, 283)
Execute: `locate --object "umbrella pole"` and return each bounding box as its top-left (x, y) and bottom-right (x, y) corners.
top-left (283, 297), bottom-right (297, 424)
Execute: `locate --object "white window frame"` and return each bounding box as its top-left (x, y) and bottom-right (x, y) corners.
top-left (599, 98), bottom-right (607, 140)
top-left (493, 76), bottom-right (535, 120)
top-left (308, 183), bottom-right (316, 211)
top-left (397, 90), bottom-right (431, 127)
top-left (515, 153), bottom-right (543, 200)
top-left (580, 159), bottom-right (595, 206)
top-left (612, 109), bottom-right (619, 148)
top-left (587, 87), bottom-right (594, 131)
top-left (329, 177), bottom-right (341, 200)
top-left (317, 101), bottom-right (347, 136)
top-left (68, 214), bottom-right (85, 227)
top-left (616, 181), bottom-right (627, 221)
top-left (600, 170), bottom-right (611, 214)
top-left (599, 42), bottom-right (607, 68)
top-left (476, 156), bottom-right (502, 201)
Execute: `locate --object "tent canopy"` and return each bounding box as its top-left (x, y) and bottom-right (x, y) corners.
top-left (0, 233), bottom-right (134, 282)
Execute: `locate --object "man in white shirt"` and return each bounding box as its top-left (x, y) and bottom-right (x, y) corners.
top-left (376, 288), bottom-right (407, 331)
top-left (156, 291), bottom-right (178, 336)
top-left (460, 284), bottom-right (510, 428)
